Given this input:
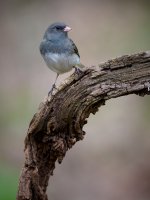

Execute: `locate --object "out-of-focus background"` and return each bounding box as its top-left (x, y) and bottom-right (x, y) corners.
top-left (0, 0), bottom-right (150, 199)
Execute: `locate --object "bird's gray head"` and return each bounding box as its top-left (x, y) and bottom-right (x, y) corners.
top-left (44, 22), bottom-right (72, 40)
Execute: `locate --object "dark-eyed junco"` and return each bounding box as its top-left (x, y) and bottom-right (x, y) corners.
top-left (40, 22), bottom-right (84, 94)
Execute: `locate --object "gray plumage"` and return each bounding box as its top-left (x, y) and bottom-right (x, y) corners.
top-left (40, 22), bottom-right (82, 78)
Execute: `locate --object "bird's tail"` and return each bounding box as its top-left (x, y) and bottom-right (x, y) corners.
top-left (76, 63), bottom-right (85, 68)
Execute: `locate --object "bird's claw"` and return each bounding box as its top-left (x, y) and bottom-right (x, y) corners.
top-left (74, 67), bottom-right (83, 75)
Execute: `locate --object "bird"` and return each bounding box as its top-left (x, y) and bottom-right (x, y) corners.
top-left (39, 22), bottom-right (84, 94)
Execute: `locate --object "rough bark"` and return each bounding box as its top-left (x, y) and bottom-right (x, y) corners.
top-left (17, 51), bottom-right (150, 200)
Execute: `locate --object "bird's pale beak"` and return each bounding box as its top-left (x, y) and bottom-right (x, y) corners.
top-left (64, 26), bottom-right (72, 32)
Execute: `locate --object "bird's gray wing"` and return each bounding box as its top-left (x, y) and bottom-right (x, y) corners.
top-left (69, 39), bottom-right (80, 58)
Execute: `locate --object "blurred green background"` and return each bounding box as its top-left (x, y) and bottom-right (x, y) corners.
top-left (0, 0), bottom-right (150, 199)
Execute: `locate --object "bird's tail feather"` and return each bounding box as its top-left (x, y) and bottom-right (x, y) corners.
top-left (76, 63), bottom-right (85, 68)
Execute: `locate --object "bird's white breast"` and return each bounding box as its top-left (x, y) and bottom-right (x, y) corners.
top-left (43, 53), bottom-right (80, 74)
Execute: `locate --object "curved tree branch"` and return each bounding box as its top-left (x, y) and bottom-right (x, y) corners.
top-left (17, 51), bottom-right (150, 200)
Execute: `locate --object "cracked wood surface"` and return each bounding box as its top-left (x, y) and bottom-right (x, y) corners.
top-left (17, 51), bottom-right (150, 200)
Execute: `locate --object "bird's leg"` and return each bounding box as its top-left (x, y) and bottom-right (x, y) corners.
top-left (48, 73), bottom-right (59, 95)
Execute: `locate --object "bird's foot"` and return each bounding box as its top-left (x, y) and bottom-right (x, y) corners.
top-left (74, 66), bottom-right (84, 75)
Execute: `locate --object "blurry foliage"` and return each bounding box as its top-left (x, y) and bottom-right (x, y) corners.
top-left (0, 164), bottom-right (18, 200)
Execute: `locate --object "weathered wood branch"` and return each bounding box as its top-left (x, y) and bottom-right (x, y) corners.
top-left (17, 51), bottom-right (150, 200)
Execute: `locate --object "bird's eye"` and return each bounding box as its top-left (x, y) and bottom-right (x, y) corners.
top-left (56, 26), bottom-right (61, 30)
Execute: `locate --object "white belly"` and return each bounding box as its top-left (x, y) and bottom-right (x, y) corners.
top-left (43, 53), bottom-right (80, 74)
